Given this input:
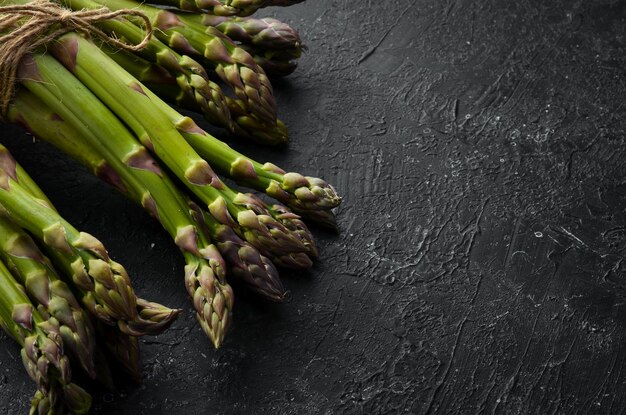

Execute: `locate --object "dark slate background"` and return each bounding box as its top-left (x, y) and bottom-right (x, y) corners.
top-left (2, 0), bottom-right (626, 413)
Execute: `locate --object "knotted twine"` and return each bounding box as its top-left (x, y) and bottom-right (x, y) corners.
top-left (0, 0), bottom-right (153, 119)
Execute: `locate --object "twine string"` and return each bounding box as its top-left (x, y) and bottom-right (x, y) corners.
top-left (0, 0), bottom-right (153, 118)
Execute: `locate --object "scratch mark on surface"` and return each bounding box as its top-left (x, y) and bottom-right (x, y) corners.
top-left (424, 274), bottom-right (483, 413)
top-left (358, 5), bottom-right (411, 64)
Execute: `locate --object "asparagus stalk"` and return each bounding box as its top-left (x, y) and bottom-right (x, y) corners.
top-left (182, 14), bottom-right (303, 76)
top-left (47, 34), bottom-right (313, 263)
top-left (13, 69), bottom-right (233, 347)
top-left (10, 88), bottom-right (287, 302)
top-left (177, 118), bottom-right (340, 212)
top-left (0, 145), bottom-right (177, 337)
top-left (85, 0), bottom-right (278, 126)
top-left (0, 216), bottom-right (97, 378)
top-left (148, 0), bottom-right (305, 16)
top-left (195, 15), bottom-right (303, 52)
top-left (0, 260), bottom-right (91, 414)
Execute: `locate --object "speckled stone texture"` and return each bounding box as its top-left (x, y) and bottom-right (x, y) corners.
top-left (1, 0), bottom-right (626, 413)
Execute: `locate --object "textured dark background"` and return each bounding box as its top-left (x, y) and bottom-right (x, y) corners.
top-left (2, 0), bottom-right (626, 413)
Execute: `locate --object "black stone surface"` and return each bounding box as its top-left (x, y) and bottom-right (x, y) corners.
top-left (2, 0), bottom-right (626, 413)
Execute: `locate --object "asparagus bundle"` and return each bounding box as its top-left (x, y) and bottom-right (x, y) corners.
top-left (0, 145), bottom-right (180, 345)
top-left (0, 0), bottom-right (343, 408)
top-left (0, 138), bottom-right (172, 380)
top-left (0, 0), bottom-right (340, 414)
top-left (10, 80), bottom-right (296, 346)
top-left (96, 53), bottom-right (340, 227)
top-left (10, 9), bottom-right (336, 332)
top-left (83, 55), bottom-right (339, 216)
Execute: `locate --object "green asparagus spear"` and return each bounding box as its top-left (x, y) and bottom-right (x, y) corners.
top-left (182, 14), bottom-right (303, 76)
top-left (194, 15), bottom-right (303, 52)
top-left (176, 118), bottom-right (340, 212)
